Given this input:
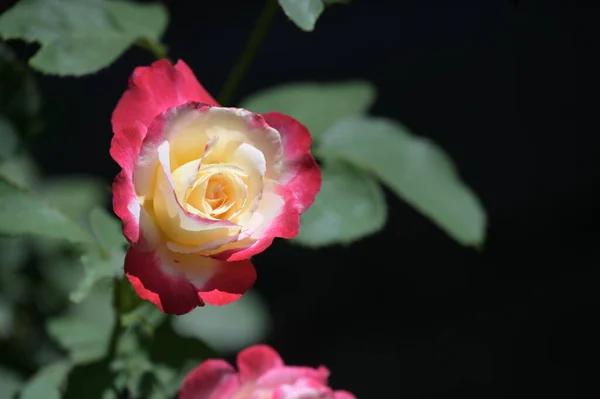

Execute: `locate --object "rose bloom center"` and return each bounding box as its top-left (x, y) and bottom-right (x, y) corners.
top-left (173, 158), bottom-right (250, 221)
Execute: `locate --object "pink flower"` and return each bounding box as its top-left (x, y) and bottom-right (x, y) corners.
top-left (110, 60), bottom-right (321, 315)
top-left (179, 345), bottom-right (356, 399)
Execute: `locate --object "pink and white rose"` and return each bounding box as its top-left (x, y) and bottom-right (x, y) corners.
top-left (110, 60), bottom-right (321, 315)
top-left (179, 345), bottom-right (355, 399)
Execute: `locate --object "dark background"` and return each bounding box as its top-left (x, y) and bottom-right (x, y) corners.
top-left (19, 0), bottom-right (591, 397)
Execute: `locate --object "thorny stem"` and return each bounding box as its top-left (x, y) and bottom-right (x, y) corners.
top-left (217, 0), bottom-right (279, 105)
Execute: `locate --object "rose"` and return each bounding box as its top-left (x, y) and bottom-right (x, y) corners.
top-left (111, 60), bottom-right (321, 315)
top-left (179, 345), bottom-right (355, 399)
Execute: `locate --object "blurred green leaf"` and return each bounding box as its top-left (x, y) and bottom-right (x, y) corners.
top-left (0, 366), bottom-right (22, 399)
top-left (40, 177), bottom-right (110, 225)
top-left (90, 207), bottom-right (127, 254)
top-left (69, 250), bottom-right (121, 304)
top-left (150, 318), bottom-right (217, 369)
top-left (32, 178), bottom-right (110, 258)
top-left (149, 362), bottom-right (193, 399)
top-left (70, 207), bottom-right (126, 303)
top-left (0, 0), bottom-right (169, 76)
top-left (19, 360), bottom-right (72, 399)
top-left (0, 236), bottom-right (29, 272)
top-left (0, 117), bottom-right (18, 161)
top-left (113, 330), bottom-right (196, 398)
top-left (239, 81), bottom-right (375, 139)
top-left (0, 43), bottom-right (42, 136)
top-left (171, 289), bottom-right (272, 354)
top-left (0, 153), bottom-right (40, 188)
top-left (277, 0), bottom-right (347, 31)
top-left (278, 0), bottom-right (323, 31)
top-left (0, 237), bottom-right (29, 302)
top-left (319, 116), bottom-right (487, 247)
top-left (116, 277), bottom-right (144, 315)
top-left (47, 284), bottom-right (115, 364)
top-left (294, 160), bottom-right (387, 247)
top-left (0, 175), bottom-right (92, 242)
top-left (0, 297), bottom-right (14, 339)
top-left (38, 254), bottom-right (84, 299)
top-left (112, 332), bottom-right (154, 398)
top-left (62, 358), bottom-right (116, 399)
top-left (121, 302), bottom-right (166, 335)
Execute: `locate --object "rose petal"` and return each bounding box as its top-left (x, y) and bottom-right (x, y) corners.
top-left (125, 243), bottom-right (256, 314)
top-left (112, 170), bottom-right (141, 244)
top-left (218, 182), bottom-right (300, 261)
top-left (168, 106), bottom-right (283, 179)
top-left (112, 59), bottom-right (218, 136)
top-left (271, 378), bottom-right (334, 399)
top-left (232, 143), bottom-right (266, 222)
top-left (256, 366), bottom-right (330, 390)
top-left (236, 345), bottom-right (285, 383)
top-left (153, 141), bottom-right (240, 246)
top-left (111, 121), bottom-right (158, 245)
top-left (262, 112), bottom-right (322, 213)
top-left (179, 359), bottom-right (240, 399)
top-left (333, 391), bottom-right (357, 399)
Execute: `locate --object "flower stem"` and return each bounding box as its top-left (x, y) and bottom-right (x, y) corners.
top-left (217, 0), bottom-right (279, 106)
top-left (136, 38), bottom-right (171, 62)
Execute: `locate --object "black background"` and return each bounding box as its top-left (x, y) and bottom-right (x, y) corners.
top-left (15, 0), bottom-right (592, 397)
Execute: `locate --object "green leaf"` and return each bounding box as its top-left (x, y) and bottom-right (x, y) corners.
top-left (0, 366), bottom-right (22, 399)
top-left (0, 153), bottom-right (40, 188)
top-left (294, 161), bottom-right (387, 247)
top-left (0, 117), bottom-right (18, 161)
top-left (278, 0), bottom-right (323, 31)
top-left (0, 42), bottom-right (42, 136)
top-left (116, 277), bottom-right (144, 315)
top-left (62, 358), bottom-right (116, 399)
top-left (150, 318), bottom-right (218, 369)
top-left (0, 0), bottom-right (169, 76)
top-left (89, 207), bottom-right (127, 254)
top-left (47, 284), bottom-right (115, 364)
top-left (0, 237), bottom-right (30, 301)
top-left (40, 177), bottom-right (110, 225)
top-left (0, 297), bottom-right (14, 339)
top-left (37, 254), bottom-right (84, 299)
top-left (20, 360), bottom-right (72, 399)
top-left (171, 289), bottom-right (272, 354)
top-left (112, 332), bottom-right (154, 398)
top-left (0, 175), bottom-right (92, 242)
top-left (32, 179), bottom-right (110, 258)
top-left (69, 249), bottom-right (122, 303)
top-left (239, 81), bottom-right (376, 139)
top-left (121, 302), bottom-right (166, 336)
top-left (0, 236), bottom-right (29, 272)
top-left (69, 207), bottom-right (126, 303)
top-left (277, 0), bottom-right (346, 31)
top-left (319, 116), bottom-right (487, 247)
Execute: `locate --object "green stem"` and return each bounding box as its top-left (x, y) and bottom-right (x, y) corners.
top-left (136, 38), bottom-right (171, 62)
top-left (217, 0), bottom-right (279, 105)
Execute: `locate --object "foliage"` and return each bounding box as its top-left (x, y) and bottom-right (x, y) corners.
top-left (240, 83), bottom-right (487, 248)
top-left (277, 0), bottom-right (350, 31)
top-left (0, 0), bottom-right (488, 397)
top-left (0, 0), bottom-right (168, 76)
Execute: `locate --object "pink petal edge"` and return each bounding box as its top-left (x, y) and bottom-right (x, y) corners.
top-left (112, 59), bottom-right (218, 135)
top-left (216, 183), bottom-right (300, 262)
top-left (124, 244), bottom-right (257, 315)
top-left (262, 112), bottom-right (322, 213)
top-left (237, 345), bottom-right (285, 383)
top-left (179, 359), bottom-right (240, 399)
